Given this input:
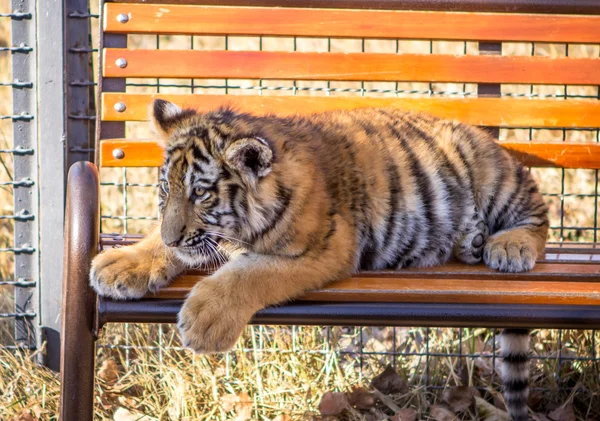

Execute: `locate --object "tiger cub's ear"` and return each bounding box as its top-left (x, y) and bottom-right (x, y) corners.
top-left (225, 137), bottom-right (273, 184)
top-left (149, 99), bottom-right (196, 142)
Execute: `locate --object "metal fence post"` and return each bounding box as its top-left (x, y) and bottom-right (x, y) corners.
top-left (66, 0), bottom-right (97, 167)
top-left (37, 0), bottom-right (67, 370)
top-left (11, 0), bottom-right (39, 352)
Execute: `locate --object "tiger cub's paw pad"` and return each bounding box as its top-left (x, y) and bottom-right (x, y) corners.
top-left (470, 221), bottom-right (489, 259)
top-left (483, 238), bottom-right (536, 273)
top-left (455, 220), bottom-right (489, 264)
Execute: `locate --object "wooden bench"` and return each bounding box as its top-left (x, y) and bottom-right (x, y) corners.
top-left (60, 1), bottom-right (600, 419)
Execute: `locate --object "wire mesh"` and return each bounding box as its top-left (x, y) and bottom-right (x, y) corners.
top-left (93, 3), bottom-right (600, 418)
top-left (0, 0), bottom-right (37, 350)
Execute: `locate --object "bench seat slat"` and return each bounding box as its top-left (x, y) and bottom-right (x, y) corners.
top-left (95, 235), bottom-right (600, 306)
top-left (99, 139), bottom-right (600, 169)
top-left (102, 93), bottom-right (600, 129)
top-left (150, 272), bottom-right (600, 305)
top-left (163, 262), bottom-right (600, 279)
top-left (103, 49), bottom-right (600, 85)
top-left (104, 4), bottom-right (600, 43)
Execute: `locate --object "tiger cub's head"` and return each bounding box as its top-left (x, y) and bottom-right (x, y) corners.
top-left (150, 99), bottom-right (277, 265)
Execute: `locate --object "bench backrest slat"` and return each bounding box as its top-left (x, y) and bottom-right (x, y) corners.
top-left (104, 3), bottom-right (600, 43)
top-left (101, 139), bottom-right (600, 169)
top-left (102, 93), bottom-right (600, 129)
top-left (104, 49), bottom-right (600, 85)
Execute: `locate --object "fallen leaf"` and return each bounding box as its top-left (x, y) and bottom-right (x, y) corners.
top-left (12, 411), bottom-right (34, 421)
top-left (370, 365), bottom-right (408, 395)
top-left (491, 391), bottom-right (507, 412)
top-left (365, 409), bottom-right (387, 421)
top-left (372, 389), bottom-right (402, 413)
top-left (364, 413), bottom-right (378, 421)
top-left (532, 414), bottom-right (552, 421)
top-left (272, 415), bottom-right (292, 421)
top-left (319, 391), bottom-right (349, 416)
top-left (235, 391), bottom-right (253, 421)
top-left (113, 407), bottom-right (148, 421)
top-left (528, 390), bottom-right (544, 412)
top-left (474, 357), bottom-right (493, 377)
top-left (98, 359), bottom-right (119, 384)
top-left (549, 404), bottom-right (576, 421)
top-left (430, 405), bottom-right (457, 421)
top-left (117, 396), bottom-right (138, 408)
top-left (475, 397), bottom-right (510, 421)
top-left (442, 386), bottom-right (480, 412)
top-left (220, 391), bottom-right (252, 418)
top-left (347, 387), bottom-right (376, 410)
top-left (221, 393), bottom-right (238, 412)
top-left (31, 405), bottom-right (43, 418)
top-left (390, 408), bottom-right (417, 421)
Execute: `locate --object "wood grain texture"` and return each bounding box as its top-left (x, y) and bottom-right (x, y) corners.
top-left (103, 49), bottom-right (600, 85)
top-left (101, 139), bottom-right (600, 169)
top-left (104, 3), bottom-right (600, 43)
top-left (146, 263), bottom-right (600, 304)
top-left (501, 142), bottom-right (600, 169)
top-left (102, 93), bottom-right (600, 129)
top-left (102, 0), bottom-right (600, 15)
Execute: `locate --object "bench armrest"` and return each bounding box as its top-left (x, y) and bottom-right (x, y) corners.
top-left (60, 161), bottom-right (99, 420)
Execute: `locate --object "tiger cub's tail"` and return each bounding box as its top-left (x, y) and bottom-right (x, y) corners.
top-left (500, 328), bottom-right (531, 421)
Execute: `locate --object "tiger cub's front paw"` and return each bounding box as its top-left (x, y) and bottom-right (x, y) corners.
top-left (483, 232), bottom-right (537, 273)
top-left (177, 280), bottom-right (253, 353)
top-left (90, 246), bottom-right (171, 300)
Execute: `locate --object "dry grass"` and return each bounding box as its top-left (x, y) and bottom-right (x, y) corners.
top-left (2, 326), bottom-right (600, 420)
top-left (1, 1), bottom-right (600, 420)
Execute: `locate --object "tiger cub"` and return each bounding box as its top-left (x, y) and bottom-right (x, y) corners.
top-left (91, 100), bottom-right (548, 421)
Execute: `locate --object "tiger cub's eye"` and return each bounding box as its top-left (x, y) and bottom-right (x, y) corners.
top-left (193, 188), bottom-right (210, 204)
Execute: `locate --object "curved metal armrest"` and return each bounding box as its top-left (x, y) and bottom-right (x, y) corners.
top-left (60, 161), bottom-right (99, 421)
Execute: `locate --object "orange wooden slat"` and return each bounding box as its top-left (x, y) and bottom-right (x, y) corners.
top-left (149, 271), bottom-right (600, 304)
top-left (104, 3), bottom-right (600, 43)
top-left (165, 262), bottom-right (600, 281)
top-left (501, 143), bottom-right (600, 169)
top-left (102, 93), bottom-right (600, 128)
top-left (101, 140), bottom-right (164, 167)
top-left (103, 49), bottom-right (600, 85)
top-left (101, 139), bottom-right (600, 169)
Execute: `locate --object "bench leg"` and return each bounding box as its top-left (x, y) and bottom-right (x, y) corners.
top-left (60, 162), bottom-right (100, 420)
